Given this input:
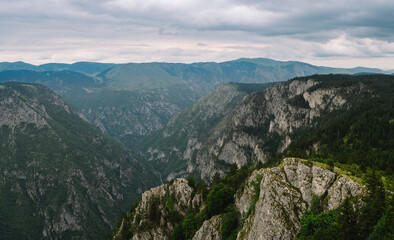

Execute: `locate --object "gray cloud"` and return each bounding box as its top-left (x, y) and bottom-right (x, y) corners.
top-left (0, 0), bottom-right (393, 68)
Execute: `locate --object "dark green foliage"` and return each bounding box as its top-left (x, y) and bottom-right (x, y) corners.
top-left (287, 74), bottom-right (394, 175)
top-left (211, 172), bottom-right (222, 185)
top-left (187, 176), bottom-right (196, 189)
top-left (298, 210), bottom-right (340, 240)
top-left (297, 195), bottom-right (352, 240)
top-left (338, 196), bottom-right (359, 240)
top-left (170, 211), bottom-right (208, 240)
top-left (309, 194), bottom-right (322, 215)
top-left (170, 224), bottom-right (186, 240)
top-left (229, 163), bottom-right (238, 176)
top-left (167, 210), bottom-right (184, 224)
top-left (297, 194), bottom-right (341, 240)
top-left (0, 185), bottom-right (42, 240)
top-left (287, 94), bottom-right (310, 109)
top-left (206, 183), bottom-right (235, 217)
top-left (358, 171), bottom-right (386, 239)
top-left (182, 213), bottom-right (198, 239)
top-left (222, 165), bottom-right (253, 191)
top-left (325, 158), bottom-right (335, 171)
top-left (297, 170), bottom-right (392, 240)
top-left (220, 204), bottom-right (240, 240)
top-left (368, 196), bottom-right (394, 240)
top-left (196, 180), bottom-right (210, 200)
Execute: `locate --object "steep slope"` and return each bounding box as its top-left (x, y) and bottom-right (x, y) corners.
top-left (109, 158), bottom-right (366, 240)
top-left (136, 83), bottom-right (274, 180)
top-left (64, 85), bottom-right (202, 147)
top-left (145, 74), bottom-right (394, 181)
top-left (0, 83), bottom-right (159, 239)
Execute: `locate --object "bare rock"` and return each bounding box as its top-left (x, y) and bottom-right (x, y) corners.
top-left (192, 215), bottom-right (222, 240)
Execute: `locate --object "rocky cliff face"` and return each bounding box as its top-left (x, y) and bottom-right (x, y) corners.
top-left (236, 158), bottom-right (364, 239)
top-left (112, 178), bottom-right (203, 240)
top-left (68, 86), bottom-right (202, 147)
top-left (193, 79), bottom-right (353, 181)
top-left (192, 215), bottom-right (221, 240)
top-left (142, 76), bottom-right (366, 182)
top-left (0, 83), bottom-right (159, 239)
top-left (137, 83), bottom-right (262, 179)
top-left (112, 158), bottom-right (365, 240)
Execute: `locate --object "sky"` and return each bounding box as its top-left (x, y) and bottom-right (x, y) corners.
top-left (0, 0), bottom-right (393, 69)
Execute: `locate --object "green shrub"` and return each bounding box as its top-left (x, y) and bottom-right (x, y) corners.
top-left (297, 210), bottom-right (340, 240)
top-left (206, 183), bottom-right (234, 217)
top-left (221, 204), bottom-right (240, 240)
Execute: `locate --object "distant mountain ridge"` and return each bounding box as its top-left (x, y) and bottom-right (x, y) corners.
top-left (0, 70), bottom-right (100, 92)
top-left (0, 58), bottom-right (391, 150)
top-left (0, 58), bottom-right (389, 77)
top-left (0, 61), bottom-right (115, 75)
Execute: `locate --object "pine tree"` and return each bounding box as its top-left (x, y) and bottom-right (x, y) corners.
top-left (338, 196), bottom-right (359, 240)
top-left (211, 172), bottom-right (221, 186)
top-left (359, 170), bottom-right (386, 239)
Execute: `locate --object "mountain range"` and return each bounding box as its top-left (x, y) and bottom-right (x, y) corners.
top-left (0, 58), bottom-right (391, 150)
top-left (0, 58), bottom-right (393, 239)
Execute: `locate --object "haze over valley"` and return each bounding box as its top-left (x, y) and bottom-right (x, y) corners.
top-left (0, 0), bottom-right (393, 239)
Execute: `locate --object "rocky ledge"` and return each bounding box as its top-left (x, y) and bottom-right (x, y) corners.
top-left (113, 158), bottom-right (365, 240)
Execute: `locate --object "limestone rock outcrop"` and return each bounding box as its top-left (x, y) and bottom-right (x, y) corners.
top-left (114, 158), bottom-right (365, 240)
top-left (236, 158), bottom-right (364, 240)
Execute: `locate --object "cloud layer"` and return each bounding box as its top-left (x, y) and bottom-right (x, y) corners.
top-left (0, 0), bottom-right (393, 68)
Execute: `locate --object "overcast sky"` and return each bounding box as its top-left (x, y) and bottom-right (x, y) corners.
top-left (1, 0), bottom-right (393, 69)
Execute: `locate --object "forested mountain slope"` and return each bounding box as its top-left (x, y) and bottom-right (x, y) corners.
top-left (0, 83), bottom-right (159, 239)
